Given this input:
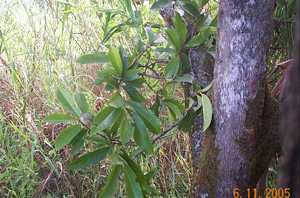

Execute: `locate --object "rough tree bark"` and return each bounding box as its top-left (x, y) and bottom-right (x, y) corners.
top-left (160, 1), bottom-right (282, 197)
top-left (212, 0), bottom-right (275, 196)
top-left (277, 1), bottom-right (300, 197)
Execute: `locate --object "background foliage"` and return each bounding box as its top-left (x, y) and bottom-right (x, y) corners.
top-left (0, 0), bottom-right (296, 197)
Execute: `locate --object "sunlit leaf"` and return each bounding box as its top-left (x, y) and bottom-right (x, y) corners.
top-left (186, 26), bottom-right (212, 48)
top-left (108, 48), bottom-right (123, 76)
top-left (76, 53), bottom-right (108, 64)
top-left (95, 108), bottom-right (122, 132)
top-left (45, 113), bottom-right (76, 123)
top-left (75, 92), bottom-right (89, 113)
top-left (165, 57), bottom-right (180, 79)
top-left (56, 88), bottom-right (81, 117)
top-left (173, 13), bottom-right (187, 45)
top-left (166, 29), bottom-right (181, 52)
top-left (201, 94), bottom-right (213, 132)
top-left (55, 125), bottom-right (82, 150)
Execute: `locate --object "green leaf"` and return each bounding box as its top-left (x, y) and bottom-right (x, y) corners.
top-left (76, 53), bottom-right (108, 64)
top-left (44, 113), bottom-right (76, 123)
top-left (75, 92), bottom-right (89, 113)
top-left (120, 152), bottom-right (145, 183)
top-left (99, 165), bottom-right (122, 198)
top-left (68, 147), bottom-right (111, 170)
top-left (131, 112), bottom-right (152, 153)
top-left (56, 88), bottom-right (81, 117)
top-left (109, 93), bottom-right (124, 108)
top-left (201, 94), bottom-right (213, 132)
top-left (96, 108), bottom-right (122, 132)
top-left (150, 0), bottom-right (172, 10)
top-left (94, 106), bottom-right (115, 123)
top-left (124, 68), bottom-right (139, 81)
top-left (128, 101), bottom-right (160, 134)
top-left (119, 117), bottom-right (134, 144)
top-left (108, 48), bottom-right (123, 76)
top-left (192, 95), bottom-right (202, 111)
top-left (124, 166), bottom-right (144, 198)
top-left (166, 28), bottom-right (181, 52)
top-left (70, 129), bottom-right (86, 155)
top-left (165, 57), bottom-right (180, 79)
top-left (55, 125), bottom-right (82, 150)
top-left (124, 85), bottom-right (145, 102)
top-left (164, 99), bottom-right (183, 120)
top-left (173, 13), bottom-right (187, 45)
top-left (182, 2), bottom-right (201, 18)
top-left (95, 65), bottom-right (118, 85)
top-left (186, 26), bottom-right (212, 48)
top-left (201, 81), bottom-right (213, 92)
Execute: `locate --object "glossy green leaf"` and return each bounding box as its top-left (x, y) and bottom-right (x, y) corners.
top-left (119, 117), bottom-right (134, 144)
top-left (201, 94), bottom-right (213, 132)
top-left (94, 106), bottom-right (115, 124)
top-left (96, 108), bottom-right (122, 132)
top-left (166, 28), bottom-right (181, 52)
top-left (124, 68), bottom-right (139, 81)
top-left (182, 2), bottom-right (201, 18)
top-left (44, 113), bottom-right (76, 123)
top-left (108, 48), bottom-right (123, 76)
top-left (76, 53), bottom-right (108, 64)
top-left (56, 88), bottom-right (81, 117)
top-left (55, 125), bottom-right (82, 150)
top-left (68, 147), bottom-right (111, 170)
top-left (99, 165), bottom-right (122, 198)
top-left (75, 92), bottom-right (89, 113)
top-left (131, 112), bottom-right (152, 153)
top-left (173, 13), bottom-right (187, 45)
top-left (165, 57), bottom-right (180, 79)
top-left (124, 166), bottom-right (144, 198)
top-left (128, 101), bottom-right (160, 134)
top-left (109, 93), bottom-right (124, 108)
top-left (124, 85), bottom-right (145, 102)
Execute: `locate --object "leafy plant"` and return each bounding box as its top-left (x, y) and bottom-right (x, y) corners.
top-left (45, 1), bottom-right (215, 196)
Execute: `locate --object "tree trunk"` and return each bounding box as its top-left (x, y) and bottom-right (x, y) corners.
top-left (205, 0), bottom-right (274, 196)
top-left (277, 1), bottom-right (300, 196)
top-left (159, 1), bottom-right (281, 197)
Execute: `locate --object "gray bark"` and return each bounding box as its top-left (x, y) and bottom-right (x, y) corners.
top-left (213, 0), bottom-right (274, 196)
